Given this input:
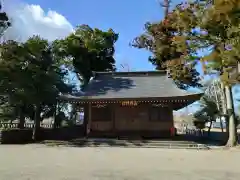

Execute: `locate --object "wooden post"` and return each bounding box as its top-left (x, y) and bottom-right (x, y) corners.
top-left (86, 103), bottom-right (92, 137)
top-left (112, 104), bottom-right (116, 136)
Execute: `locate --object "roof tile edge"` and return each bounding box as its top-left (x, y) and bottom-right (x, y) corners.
top-left (93, 70), bottom-right (167, 78)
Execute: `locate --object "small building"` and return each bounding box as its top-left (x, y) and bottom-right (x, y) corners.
top-left (59, 71), bottom-right (202, 139)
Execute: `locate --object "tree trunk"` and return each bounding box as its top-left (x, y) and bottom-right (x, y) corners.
top-left (163, 0), bottom-right (170, 17)
top-left (225, 86), bottom-right (237, 146)
top-left (53, 103), bottom-right (57, 129)
top-left (69, 104), bottom-right (77, 123)
top-left (220, 119), bottom-right (224, 132)
top-left (32, 104), bottom-right (41, 141)
top-left (83, 105), bottom-right (88, 136)
top-left (220, 82), bottom-right (227, 132)
top-left (18, 109), bottom-right (25, 129)
top-left (208, 121), bottom-right (213, 136)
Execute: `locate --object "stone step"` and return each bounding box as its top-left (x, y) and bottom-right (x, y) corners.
top-left (42, 139), bottom-right (209, 150)
top-left (84, 143), bottom-right (208, 149)
top-left (45, 142), bottom-right (209, 150)
top-left (71, 138), bottom-right (198, 145)
top-left (84, 144), bottom-right (209, 150)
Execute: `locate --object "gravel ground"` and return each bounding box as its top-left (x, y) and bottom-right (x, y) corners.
top-left (0, 145), bottom-right (240, 180)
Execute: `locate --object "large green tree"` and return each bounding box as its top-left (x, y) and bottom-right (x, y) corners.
top-left (0, 1), bottom-right (12, 123)
top-left (53, 25), bottom-right (119, 88)
top-left (132, 0), bottom-right (201, 89)
top-left (168, 0), bottom-right (240, 146)
top-left (0, 36), bottom-right (73, 140)
top-left (0, 40), bottom-right (27, 127)
top-left (134, 0), bottom-right (240, 146)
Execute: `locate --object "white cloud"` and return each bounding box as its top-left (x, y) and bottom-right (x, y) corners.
top-left (2, 0), bottom-right (73, 42)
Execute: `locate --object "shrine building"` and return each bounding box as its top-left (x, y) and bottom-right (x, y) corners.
top-left (59, 70), bottom-right (202, 139)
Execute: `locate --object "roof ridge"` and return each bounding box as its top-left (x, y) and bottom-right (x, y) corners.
top-left (93, 70), bottom-right (166, 77)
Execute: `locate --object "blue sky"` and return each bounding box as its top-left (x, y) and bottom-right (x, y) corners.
top-left (7, 0), bottom-right (239, 114)
top-left (16, 0), bottom-right (205, 114)
top-left (23, 0), bottom-right (183, 72)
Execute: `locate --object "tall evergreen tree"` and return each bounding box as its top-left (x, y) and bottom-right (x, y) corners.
top-left (53, 25), bottom-right (118, 88)
top-left (0, 36), bottom-right (73, 140)
top-left (132, 0), bottom-right (201, 89)
top-left (169, 0), bottom-right (240, 146)
top-left (0, 1), bottom-right (12, 123)
top-left (133, 0), bottom-right (240, 146)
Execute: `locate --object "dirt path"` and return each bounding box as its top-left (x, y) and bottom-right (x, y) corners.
top-left (0, 145), bottom-right (239, 180)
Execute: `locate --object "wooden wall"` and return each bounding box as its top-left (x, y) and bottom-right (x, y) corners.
top-left (89, 103), bottom-right (173, 137)
top-left (114, 104), bottom-right (173, 131)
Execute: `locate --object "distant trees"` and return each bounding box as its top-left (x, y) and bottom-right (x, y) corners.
top-left (194, 95), bottom-right (220, 134)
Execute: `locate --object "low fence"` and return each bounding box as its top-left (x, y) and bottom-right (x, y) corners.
top-left (0, 122), bottom-right (236, 144)
top-left (0, 122), bottom-right (85, 144)
top-left (176, 125), bottom-right (229, 144)
top-left (0, 122), bottom-right (54, 129)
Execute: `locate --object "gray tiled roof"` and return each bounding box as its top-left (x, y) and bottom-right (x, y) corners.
top-left (60, 71), bottom-right (202, 100)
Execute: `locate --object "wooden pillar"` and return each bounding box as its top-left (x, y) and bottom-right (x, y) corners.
top-left (112, 104), bottom-right (116, 136)
top-left (83, 104), bottom-right (88, 136)
top-left (86, 103), bottom-right (92, 137)
top-left (169, 108), bottom-right (174, 127)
